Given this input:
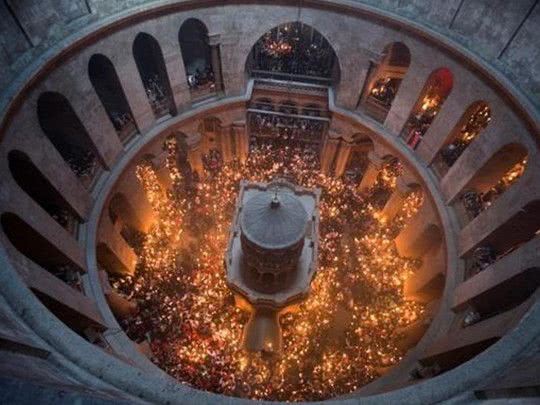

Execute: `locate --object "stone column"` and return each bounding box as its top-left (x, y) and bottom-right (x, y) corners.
top-left (188, 143), bottom-right (204, 177)
top-left (208, 33), bottom-right (224, 95)
top-left (358, 53), bottom-right (385, 108)
top-left (99, 271), bottom-right (138, 320)
top-left (232, 122), bottom-right (249, 163)
top-left (333, 141), bottom-right (352, 177)
top-left (97, 217), bottom-right (137, 276)
top-left (320, 138), bottom-right (339, 175)
top-left (113, 54), bottom-right (155, 133)
top-left (220, 126), bottom-right (233, 163)
top-left (380, 177), bottom-right (414, 221)
top-left (159, 29), bottom-right (189, 112)
top-left (116, 166), bottom-right (155, 233)
top-left (384, 59), bottom-right (433, 135)
top-left (404, 245), bottom-right (446, 303)
top-left (358, 150), bottom-right (384, 193)
top-left (395, 202), bottom-right (442, 259)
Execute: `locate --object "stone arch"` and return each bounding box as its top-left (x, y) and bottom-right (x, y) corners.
top-left (433, 101), bottom-right (491, 176)
top-left (88, 53), bottom-right (138, 143)
top-left (179, 18), bottom-right (220, 97)
top-left (37, 91), bottom-right (102, 186)
top-left (360, 41), bottom-right (411, 122)
top-left (401, 67), bottom-right (454, 149)
top-left (457, 143), bottom-right (528, 224)
top-left (245, 21), bottom-right (341, 85)
top-left (133, 32), bottom-right (176, 118)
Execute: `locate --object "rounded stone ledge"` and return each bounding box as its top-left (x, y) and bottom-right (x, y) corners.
top-left (0, 1), bottom-right (537, 403)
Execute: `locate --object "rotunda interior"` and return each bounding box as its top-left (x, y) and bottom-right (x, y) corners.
top-left (0, 1), bottom-right (539, 404)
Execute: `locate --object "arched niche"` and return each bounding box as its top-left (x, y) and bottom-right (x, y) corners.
top-left (360, 42), bottom-right (411, 122)
top-left (457, 143), bottom-right (528, 224)
top-left (246, 21), bottom-right (340, 86)
top-left (464, 199), bottom-right (540, 288)
top-left (37, 91), bottom-right (102, 187)
top-left (401, 67), bottom-right (454, 149)
top-left (179, 18), bottom-right (222, 98)
top-left (133, 32), bottom-right (176, 118)
top-left (89, 54), bottom-right (138, 143)
top-left (432, 101), bottom-right (491, 177)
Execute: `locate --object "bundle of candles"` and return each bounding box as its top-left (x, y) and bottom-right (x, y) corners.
top-left (115, 142), bottom-right (425, 401)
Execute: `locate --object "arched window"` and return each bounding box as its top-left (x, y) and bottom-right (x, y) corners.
top-left (458, 143), bottom-right (528, 225)
top-left (133, 32), bottom-right (176, 118)
top-left (179, 18), bottom-right (221, 99)
top-left (37, 91), bottom-right (102, 187)
top-left (432, 102), bottom-right (491, 177)
top-left (360, 42), bottom-right (411, 122)
top-left (246, 22), bottom-right (340, 85)
top-left (8, 150), bottom-right (80, 234)
top-left (401, 67), bottom-right (453, 149)
top-left (88, 54), bottom-right (138, 143)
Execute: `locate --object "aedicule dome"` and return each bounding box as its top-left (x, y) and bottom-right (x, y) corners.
top-left (240, 189), bottom-right (308, 250)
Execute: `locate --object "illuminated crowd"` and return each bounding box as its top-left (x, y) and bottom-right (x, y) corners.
top-left (113, 140), bottom-right (425, 401)
top-left (251, 22), bottom-right (336, 79)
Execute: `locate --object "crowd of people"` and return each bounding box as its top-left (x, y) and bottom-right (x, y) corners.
top-left (439, 104), bottom-right (491, 169)
top-left (403, 97), bottom-right (441, 149)
top-left (368, 77), bottom-right (401, 108)
top-left (144, 74), bottom-right (171, 116)
top-left (66, 149), bottom-right (98, 181)
top-left (460, 157), bottom-right (527, 222)
top-left (468, 245), bottom-right (498, 278)
top-left (111, 140), bottom-right (425, 401)
top-left (187, 65), bottom-right (216, 91)
top-left (249, 112), bottom-right (326, 147)
top-left (251, 23), bottom-right (336, 79)
top-left (110, 111), bottom-right (137, 137)
top-left (202, 149), bottom-right (223, 173)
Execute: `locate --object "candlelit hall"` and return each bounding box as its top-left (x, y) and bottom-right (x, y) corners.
top-left (0, 1), bottom-right (539, 404)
